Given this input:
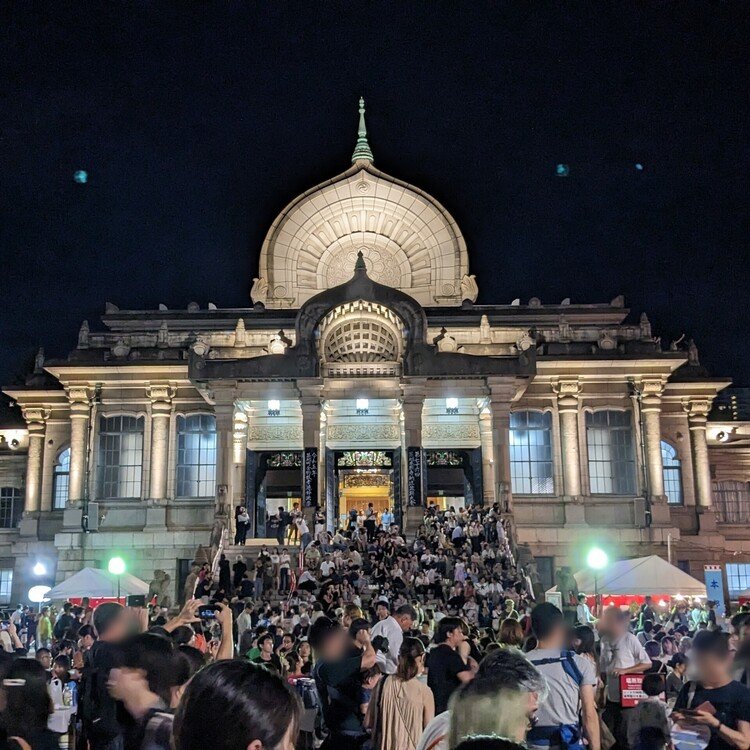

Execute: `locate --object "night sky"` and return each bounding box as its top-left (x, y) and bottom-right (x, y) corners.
top-left (2, 2), bottom-right (749, 387)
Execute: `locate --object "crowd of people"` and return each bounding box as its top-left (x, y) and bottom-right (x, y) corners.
top-left (4, 501), bottom-right (750, 750)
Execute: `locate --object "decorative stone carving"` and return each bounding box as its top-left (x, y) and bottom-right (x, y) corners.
top-left (157, 321), bottom-right (169, 348)
top-left (670, 334), bottom-right (685, 351)
top-left (146, 384), bottom-right (175, 404)
top-left (78, 320), bottom-right (90, 348)
top-left (158, 303), bottom-right (168, 311)
top-left (460, 274), bottom-right (479, 303)
top-left (208, 302), bottom-right (217, 310)
top-left (479, 315), bottom-right (492, 344)
top-left (148, 569), bottom-right (172, 609)
top-left (191, 337), bottom-right (210, 357)
top-left (247, 424), bottom-right (300, 443)
top-left (182, 564), bottom-right (199, 603)
top-left (558, 315), bottom-right (571, 342)
top-left (610, 295), bottom-right (625, 308)
top-left (510, 298), bottom-right (520, 306)
top-left (560, 297), bottom-right (571, 306)
top-left (105, 302), bottom-right (119, 313)
top-left (34, 347), bottom-right (45, 372)
top-left (598, 332), bottom-right (617, 350)
top-left (250, 277), bottom-right (269, 305)
top-left (423, 423), bottom-right (480, 442)
top-left (234, 318), bottom-right (247, 347)
top-left (516, 330), bottom-right (534, 352)
top-left (187, 301), bottom-right (200, 312)
top-left (639, 312), bottom-right (652, 339)
top-left (268, 331), bottom-right (287, 354)
top-left (327, 247), bottom-right (401, 289)
top-left (112, 339), bottom-right (131, 358)
top-left (328, 423), bottom-right (401, 442)
top-left (435, 327), bottom-right (458, 352)
top-left (688, 338), bottom-right (700, 366)
top-left (529, 297), bottom-right (541, 307)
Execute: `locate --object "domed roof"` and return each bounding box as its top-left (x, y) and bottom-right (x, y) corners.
top-left (252, 100), bottom-right (474, 309)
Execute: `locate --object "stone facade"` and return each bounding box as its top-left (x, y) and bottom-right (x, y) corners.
top-left (2, 102), bottom-right (750, 603)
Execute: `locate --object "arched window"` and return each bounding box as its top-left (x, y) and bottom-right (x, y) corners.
top-left (660, 441), bottom-right (683, 505)
top-left (586, 410), bottom-right (636, 494)
top-left (509, 411), bottom-right (554, 494)
top-left (176, 415), bottom-right (217, 498)
top-left (53, 447), bottom-right (71, 509)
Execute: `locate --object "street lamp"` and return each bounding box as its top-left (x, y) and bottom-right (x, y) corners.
top-left (108, 557), bottom-right (126, 601)
top-left (587, 547), bottom-right (609, 600)
top-left (32, 562), bottom-right (46, 577)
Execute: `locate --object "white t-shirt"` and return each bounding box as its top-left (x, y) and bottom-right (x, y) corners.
top-left (599, 631), bottom-right (650, 700)
top-left (370, 615), bottom-right (404, 675)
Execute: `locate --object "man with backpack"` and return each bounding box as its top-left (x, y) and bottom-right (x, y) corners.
top-left (525, 602), bottom-right (600, 750)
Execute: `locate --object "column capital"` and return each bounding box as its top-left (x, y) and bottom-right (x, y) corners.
top-left (21, 407), bottom-right (50, 431)
top-left (638, 378), bottom-right (665, 412)
top-left (683, 398), bottom-right (712, 426)
top-left (551, 378), bottom-right (581, 410)
top-left (66, 385), bottom-right (91, 405)
top-left (146, 384), bottom-right (176, 405)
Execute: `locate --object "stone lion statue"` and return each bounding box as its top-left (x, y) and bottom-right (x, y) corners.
top-left (148, 569), bottom-right (172, 609)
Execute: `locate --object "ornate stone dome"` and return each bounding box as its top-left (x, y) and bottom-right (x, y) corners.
top-left (251, 99), bottom-right (475, 310)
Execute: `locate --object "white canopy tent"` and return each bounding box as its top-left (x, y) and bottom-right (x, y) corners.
top-left (47, 567), bottom-right (149, 600)
top-left (570, 555), bottom-right (706, 597)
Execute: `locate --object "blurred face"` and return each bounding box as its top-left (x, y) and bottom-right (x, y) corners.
top-left (376, 605), bottom-right (389, 621)
top-left (693, 651), bottom-right (729, 682)
top-left (262, 637), bottom-right (274, 654)
top-left (282, 635), bottom-right (294, 651)
top-left (395, 613), bottom-right (414, 632)
top-left (53, 662), bottom-right (67, 679)
top-left (37, 651), bottom-right (52, 669)
top-left (446, 626), bottom-right (466, 649)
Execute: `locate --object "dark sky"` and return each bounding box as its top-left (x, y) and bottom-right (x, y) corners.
top-left (2, 2), bottom-right (749, 386)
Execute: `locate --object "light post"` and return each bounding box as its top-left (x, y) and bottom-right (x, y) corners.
top-left (32, 561), bottom-right (46, 577)
top-left (108, 556), bottom-right (126, 601)
top-left (587, 547), bottom-right (609, 614)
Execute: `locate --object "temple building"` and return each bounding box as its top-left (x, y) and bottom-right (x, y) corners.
top-left (3, 99), bottom-right (750, 603)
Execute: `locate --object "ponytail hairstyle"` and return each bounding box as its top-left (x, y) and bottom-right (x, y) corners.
top-left (396, 636), bottom-right (426, 682)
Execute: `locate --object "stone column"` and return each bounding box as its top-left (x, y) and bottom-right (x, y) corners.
top-left (67, 387), bottom-right (90, 506)
top-left (487, 380), bottom-right (515, 512)
top-left (684, 400), bottom-right (713, 509)
top-left (479, 404), bottom-right (495, 504)
top-left (299, 388), bottom-right (322, 519)
top-left (232, 410), bottom-right (248, 508)
top-left (554, 379), bottom-right (582, 498)
top-left (22, 408), bottom-right (48, 515)
top-left (402, 390), bottom-right (425, 529)
top-left (147, 385), bottom-right (174, 504)
top-left (214, 404), bottom-right (235, 518)
top-left (640, 380), bottom-right (665, 500)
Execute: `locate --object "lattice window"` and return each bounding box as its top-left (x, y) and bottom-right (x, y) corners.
top-left (176, 415), bottom-right (217, 498)
top-left (0, 488), bottom-right (22, 529)
top-left (53, 447), bottom-right (71, 509)
top-left (96, 415), bottom-right (144, 499)
top-left (324, 319), bottom-right (399, 363)
top-left (726, 563), bottom-right (750, 597)
top-left (661, 441), bottom-right (683, 505)
top-left (586, 410), bottom-right (636, 494)
top-left (0, 570), bottom-right (12, 604)
top-left (713, 480), bottom-right (750, 524)
top-left (509, 411), bottom-right (554, 495)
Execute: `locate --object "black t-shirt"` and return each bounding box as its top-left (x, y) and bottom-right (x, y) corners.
top-left (252, 653), bottom-right (283, 673)
top-left (314, 649), bottom-right (365, 735)
top-left (426, 643), bottom-right (471, 714)
top-left (675, 680), bottom-right (750, 750)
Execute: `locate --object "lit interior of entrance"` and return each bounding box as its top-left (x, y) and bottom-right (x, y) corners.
top-left (426, 495), bottom-right (466, 511)
top-left (338, 469), bottom-right (393, 525)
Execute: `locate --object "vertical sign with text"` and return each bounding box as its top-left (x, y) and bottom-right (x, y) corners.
top-left (303, 447), bottom-right (318, 508)
top-left (407, 447), bottom-right (424, 507)
top-left (704, 564), bottom-right (726, 617)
